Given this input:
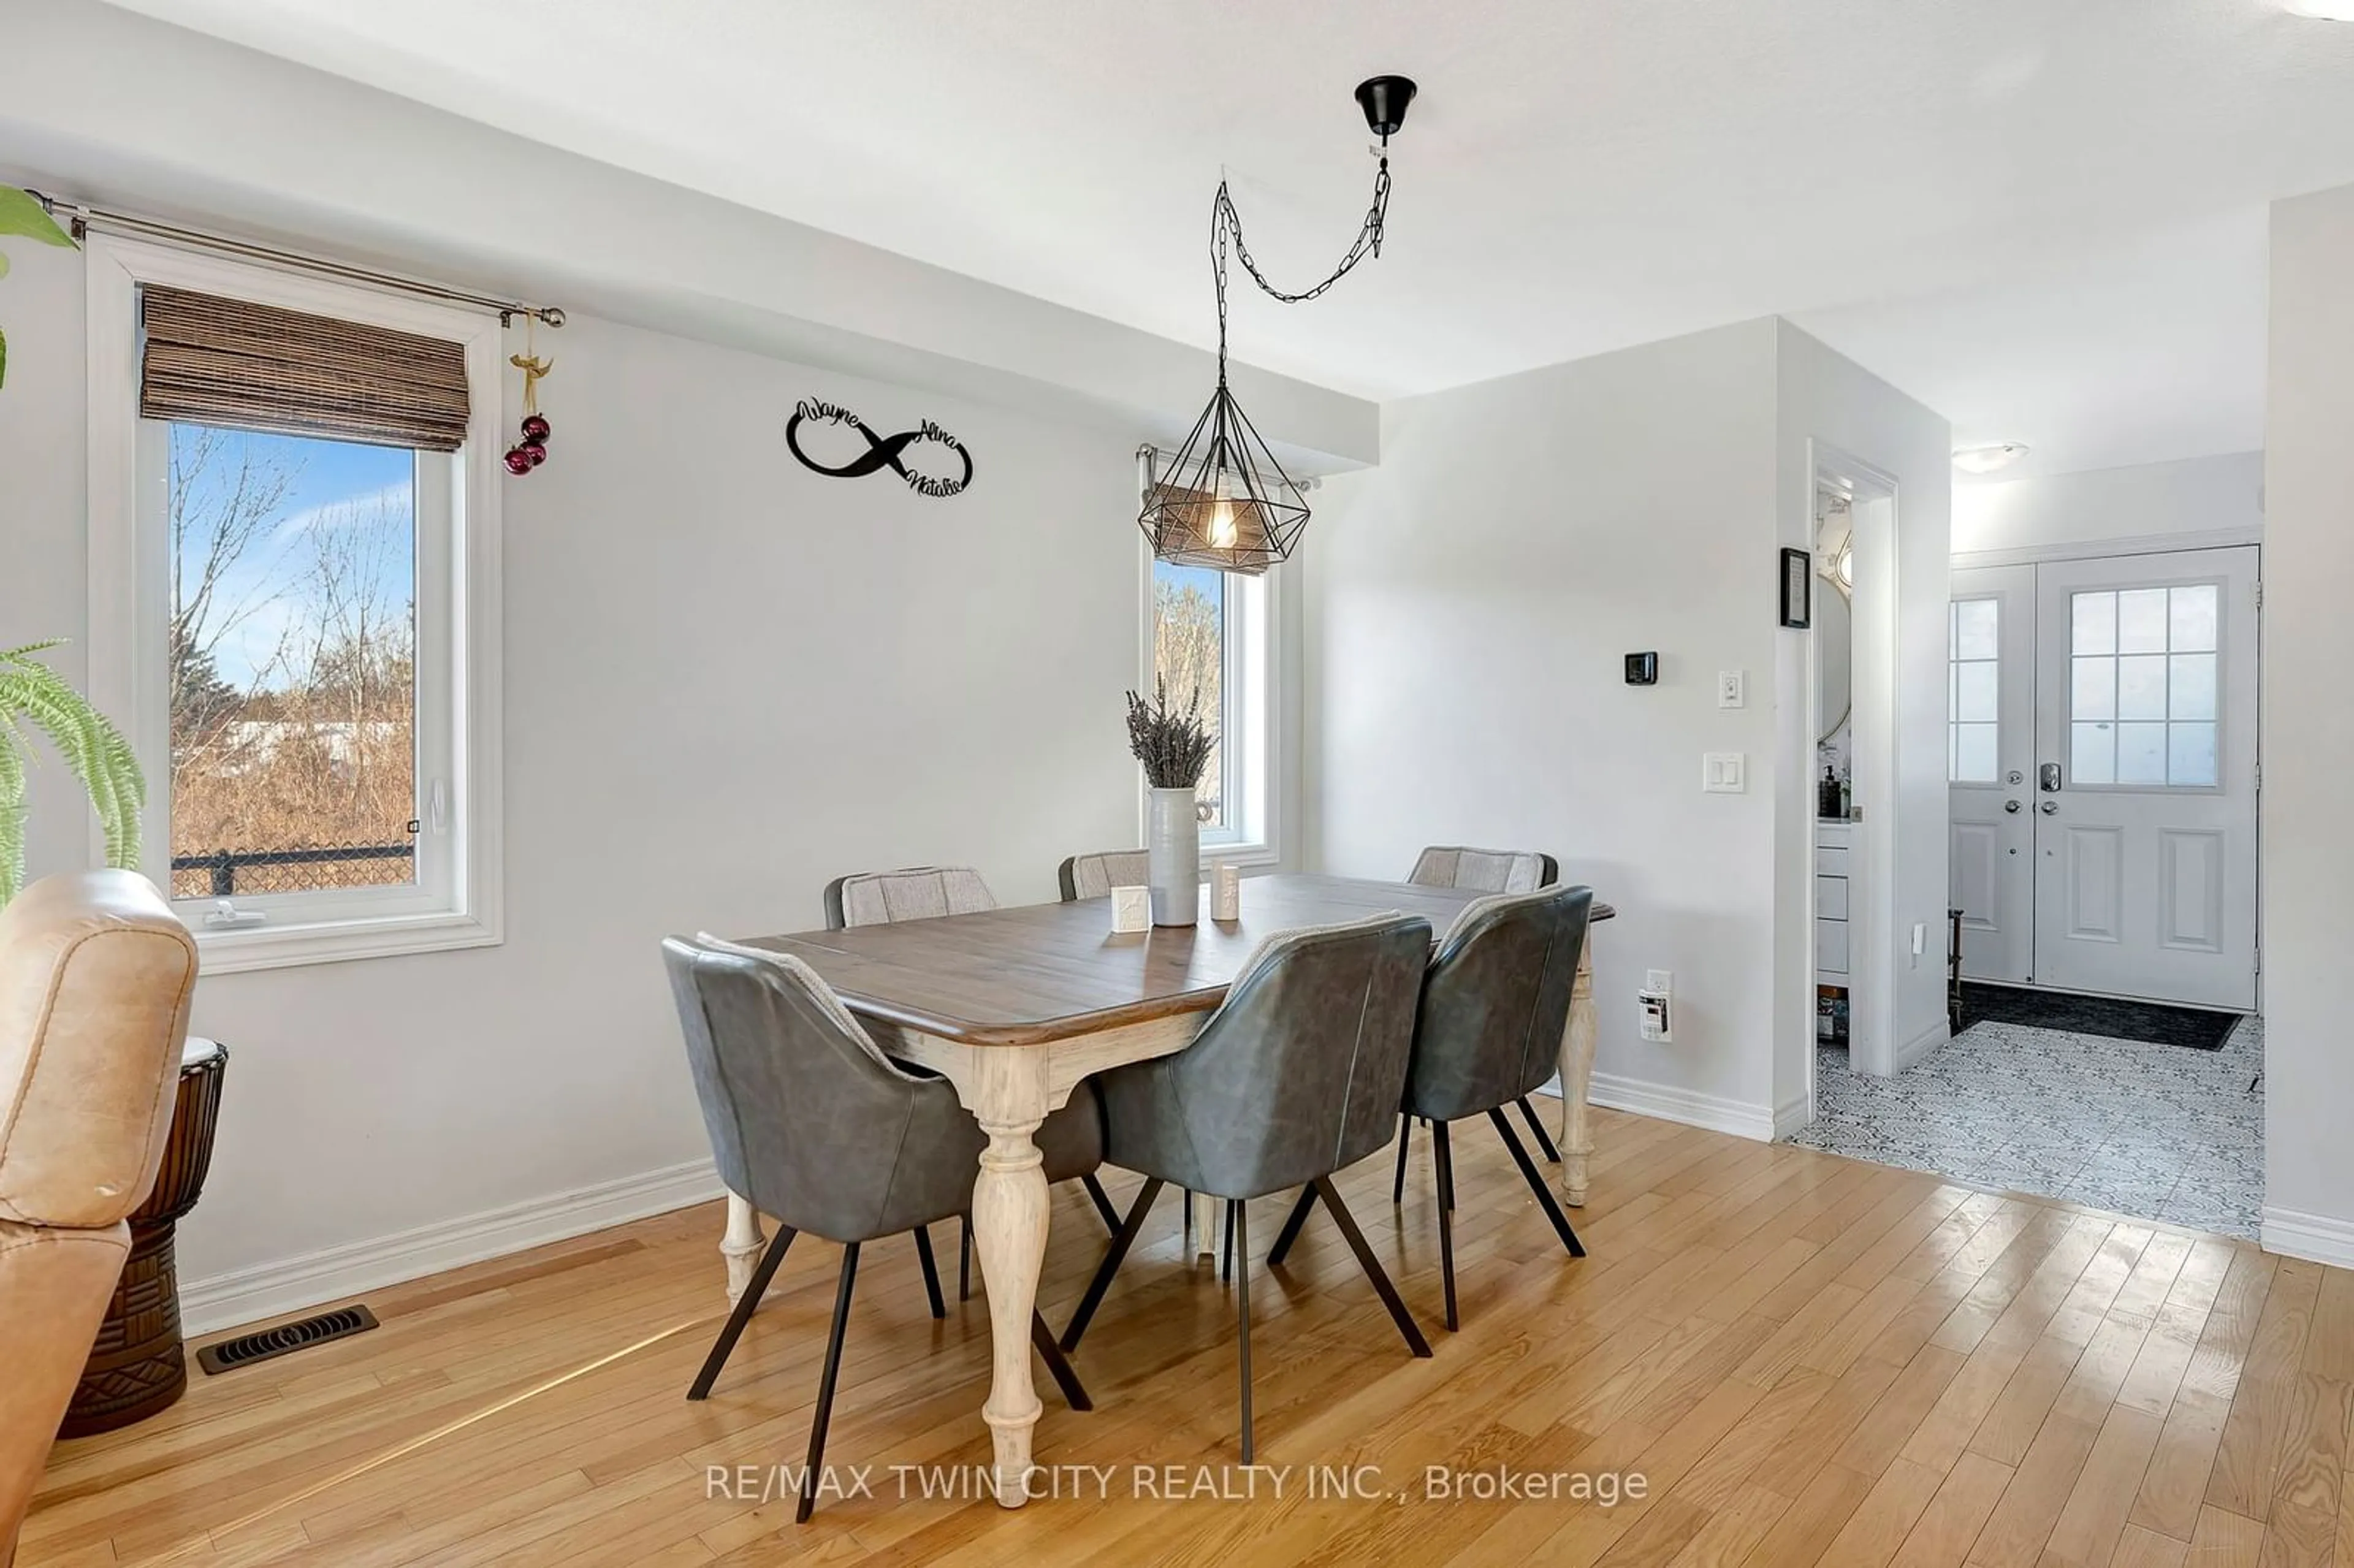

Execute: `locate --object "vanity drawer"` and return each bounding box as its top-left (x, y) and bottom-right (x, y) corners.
top-left (1815, 917), bottom-right (1850, 976)
top-left (1815, 845), bottom-right (1849, 878)
top-left (1816, 875), bottom-right (1849, 919)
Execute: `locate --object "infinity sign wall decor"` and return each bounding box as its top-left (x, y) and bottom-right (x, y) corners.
top-left (785, 399), bottom-right (973, 498)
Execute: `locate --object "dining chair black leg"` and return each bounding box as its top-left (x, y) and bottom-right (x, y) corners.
top-left (1488, 1107), bottom-right (1585, 1258)
top-left (912, 1224), bottom-right (946, 1320)
top-left (688, 1225), bottom-right (796, 1400)
top-left (1517, 1095), bottom-right (1563, 1163)
top-left (1437, 1122), bottom-right (1457, 1212)
top-left (1221, 1200), bottom-right (1235, 1282)
top-left (1081, 1173), bottom-right (1122, 1235)
top-left (1031, 1312), bottom-right (1093, 1411)
top-left (1391, 1113), bottom-right (1413, 1204)
top-left (1060, 1176), bottom-right (1165, 1352)
top-left (1233, 1198), bottom-right (1254, 1464)
top-left (795, 1241), bottom-right (860, 1524)
top-left (958, 1217), bottom-right (971, 1302)
top-left (1265, 1186), bottom-right (1319, 1267)
top-left (1310, 1176), bottom-right (1433, 1358)
top-left (1433, 1121), bottom-right (1459, 1332)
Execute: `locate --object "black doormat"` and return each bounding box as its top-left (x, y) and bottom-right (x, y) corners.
top-left (1958, 982), bottom-right (2240, 1051)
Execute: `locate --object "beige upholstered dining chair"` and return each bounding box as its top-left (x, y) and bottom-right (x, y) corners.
top-left (1406, 845), bottom-right (1559, 895)
top-left (1057, 850), bottom-right (1151, 902)
top-left (823, 866), bottom-right (998, 929)
top-left (2, 872), bottom-right (199, 1567)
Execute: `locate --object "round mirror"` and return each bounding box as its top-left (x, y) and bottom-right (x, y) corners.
top-left (1817, 569), bottom-right (1852, 744)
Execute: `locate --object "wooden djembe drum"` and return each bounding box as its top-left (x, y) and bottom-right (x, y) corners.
top-left (60, 1037), bottom-right (227, 1437)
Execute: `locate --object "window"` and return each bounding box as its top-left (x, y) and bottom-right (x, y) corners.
top-left (2067, 584), bottom-right (2219, 789)
top-left (87, 236), bottom-right (503, 970)
top-left (1948, 598), bottom-right (1999, 783)
top-left (1149, 556), bottom-right (1273, 856)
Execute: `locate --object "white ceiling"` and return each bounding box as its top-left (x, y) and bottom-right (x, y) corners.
top-left (107, 0), bottom-right (2354, 476)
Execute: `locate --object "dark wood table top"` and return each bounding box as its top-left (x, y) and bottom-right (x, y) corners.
top-left (742, 872), bottom-right (1614, 1048)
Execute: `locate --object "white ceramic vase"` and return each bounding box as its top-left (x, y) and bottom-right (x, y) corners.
top-left (1146, 786), bottom-right (1200, 927)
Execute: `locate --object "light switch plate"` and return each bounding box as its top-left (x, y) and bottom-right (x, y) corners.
top-left (1717, 670), bottom-right (1745, 709)
top-left (1702, 752), bottom-right (1746, 793)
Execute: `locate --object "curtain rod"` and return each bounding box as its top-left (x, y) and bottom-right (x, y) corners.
top-left (28, 189), bottom-right (566, 330)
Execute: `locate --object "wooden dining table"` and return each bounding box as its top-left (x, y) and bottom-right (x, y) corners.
top-left (722, 872), bottom-right (1613, 1507)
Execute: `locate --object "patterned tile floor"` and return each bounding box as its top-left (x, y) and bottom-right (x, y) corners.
top-left (1786, 1015), bottom-right (2264, 1239)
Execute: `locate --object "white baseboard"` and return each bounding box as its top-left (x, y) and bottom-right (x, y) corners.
top-left (1773, 1092), bottom-right (1814, 1140)
top-left (1893, 1020), bottom-right (1951, 1073)
top-left (1587, 1071), bottom-right (1778, 1143)
top-left (2260, 1206), bottom-right (2354, 1269)
top-left (180, 1157), bottom-right (725, 1338)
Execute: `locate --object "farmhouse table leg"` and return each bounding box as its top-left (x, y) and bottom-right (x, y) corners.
top-left (720, 1192), bottom-right (766, 1305)
top-left (1189, 1190), bottom-right (1221, 1262)
top-left (962, 1048), bottom-right (1054, 1508)
top-left (1559, 941), bottom-right (1599, 1206)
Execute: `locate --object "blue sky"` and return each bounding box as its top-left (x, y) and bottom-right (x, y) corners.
top-left (173, 425), bottom-right (415, 688)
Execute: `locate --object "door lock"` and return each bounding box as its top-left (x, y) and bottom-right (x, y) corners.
top-left (2039, 761), bottom-right (2063, 793)
top-left (2008, 769), bottom-right (2025, 785)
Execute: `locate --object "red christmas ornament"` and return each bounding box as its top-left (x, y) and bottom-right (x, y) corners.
top-left (503, 446), bottom-right (533, 476)
top-left (520, 441), bottom-right (547, 468)
top-left (520, 413), bottom-right (551, 441)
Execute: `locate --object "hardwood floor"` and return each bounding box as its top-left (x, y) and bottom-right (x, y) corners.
top-left (21, 1108), bottom-right (2339, 1567)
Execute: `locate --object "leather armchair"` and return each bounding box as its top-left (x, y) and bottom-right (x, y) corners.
top-left (1, 872), bottom-right (199, 1566)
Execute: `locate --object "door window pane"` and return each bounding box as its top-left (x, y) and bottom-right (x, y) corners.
top-left (1955, 661), bottom-right (1998, 723)
top-left (2117, 588), bottom-right (2169, 653)
top-left (168, 425), bottom-right (419, 897)
top-left (2063, 583), bottom-right (2225, 790)
top-left (2168, 723), bottom-right (2218, 787)
top-left (2169, 654), bottom-right (2217, 721)
top-left (2117, 722), bottom-right (2168, 785)
top-left (2073, 592), bottom-right (2116, 656)
top-left (2169, 585), bottom-right (2218, 653)
top-left (2116, 655), bottom-right (2168, 720)
top-left (2071, 657), bottom-right (2115, 721)
top-left (1948, 596), bottom-right (2000, 783)
top-left (2073, 723), bottom-right (2115, 785)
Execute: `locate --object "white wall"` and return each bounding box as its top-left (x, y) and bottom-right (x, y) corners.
top-left (1774, 323), bottom-right (1953, 1109)
top-left (1306, 320), bottom-right (1789, 1133)
top-left (1952, 451), bottom-right (2264, 560)
top-left (2260, 183), bottom-right (2354, 1266)
top-left (2, 240), bottom-right (1145, 1323)
top-left (1305, 318), bottom-right (1949, 1139)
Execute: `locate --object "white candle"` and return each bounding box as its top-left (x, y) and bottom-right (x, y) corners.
top-left (1110, 885), bottom-right (1151, 934)
top-left (1211, 861), bottom-right (1241, 921)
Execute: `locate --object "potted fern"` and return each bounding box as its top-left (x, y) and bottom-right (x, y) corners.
top-left (1, 641), bottom-right (147, 905)
top-left (1125, 679), bottom-right (1216, 927)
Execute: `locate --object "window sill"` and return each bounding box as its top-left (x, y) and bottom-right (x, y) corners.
top-left (1201, 840), bottom-right (1282, 872)
top-left (189, 909), bottom-right (501, 975)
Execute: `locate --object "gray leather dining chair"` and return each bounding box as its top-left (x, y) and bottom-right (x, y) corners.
top-left (821, 866), bottom-right (1124, 1291)
top-left (1057, 850), bottom-right (1151, 902)
top-left (1057, 913), bottom-right (1435, 1462)
top-left (1271, 885), bottom-right (1594, 1330)
top-left (1395, 843), bottom-right (1566, 1190)
top-left (663, 934), bottom-right (1101, 1521)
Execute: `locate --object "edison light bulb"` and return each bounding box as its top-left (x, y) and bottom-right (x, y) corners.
top-left (1208, 470), bottom-right (1239, 550)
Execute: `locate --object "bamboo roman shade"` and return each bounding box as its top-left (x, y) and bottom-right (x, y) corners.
top-left (139, 286), bottom-right (471, 452)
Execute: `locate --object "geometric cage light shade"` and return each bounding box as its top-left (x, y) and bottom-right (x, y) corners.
top-left (1138, 381), bottom-right (1309, 576)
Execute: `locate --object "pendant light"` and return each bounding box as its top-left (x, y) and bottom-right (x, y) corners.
top-left (1139, 75), bottom-right (1418, 574)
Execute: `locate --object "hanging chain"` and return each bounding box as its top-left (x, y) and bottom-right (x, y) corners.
top-left (1210, 154), bottom-right (1393, 378)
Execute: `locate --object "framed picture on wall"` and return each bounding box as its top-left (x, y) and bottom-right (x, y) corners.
top-left (1779, 547), bottom-right (1811, 629)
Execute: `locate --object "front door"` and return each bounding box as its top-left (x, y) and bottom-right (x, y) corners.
top-left (2031, 548), bottom-right (2260, 1010)
top-left (1949, 565), bottom-right (2036, 983)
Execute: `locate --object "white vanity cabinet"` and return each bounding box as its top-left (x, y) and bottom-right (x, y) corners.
top-left (1816, 820), bottom-right (1852, 1042)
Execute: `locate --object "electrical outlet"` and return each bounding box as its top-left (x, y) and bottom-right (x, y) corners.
top-left (1638, 971), bottom-right (1673, 1043)
top-left (1716, 670), bottom-right (1745, 709)
top-left (1646, 969), bottom-right (1673, 993)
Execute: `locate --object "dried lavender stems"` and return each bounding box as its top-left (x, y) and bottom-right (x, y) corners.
top-left (1126, 678), bottom-right (1217, 789)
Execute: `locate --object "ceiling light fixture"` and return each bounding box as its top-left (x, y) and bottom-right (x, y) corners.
top-left (2287, 1), bottom-right (2354, 18)
top-left (1138, 75), bottom-right (1418, 574)
top-left (1952, 443), bottom-right (2030, 474)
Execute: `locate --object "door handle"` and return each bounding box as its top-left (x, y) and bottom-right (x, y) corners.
top-left (2039, 800), bottom-right (2059, 815)
top-left (2039, 762), bottom-right (2063, 793)
top-left (2004, 800), bottom-right (2022, 813)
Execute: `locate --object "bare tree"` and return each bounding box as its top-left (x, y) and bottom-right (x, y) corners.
top-left (1154, 579), bottom-right (1224, 818)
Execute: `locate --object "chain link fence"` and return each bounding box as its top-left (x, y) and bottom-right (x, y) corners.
top-left (171, 840), bottom-right (416, 898)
